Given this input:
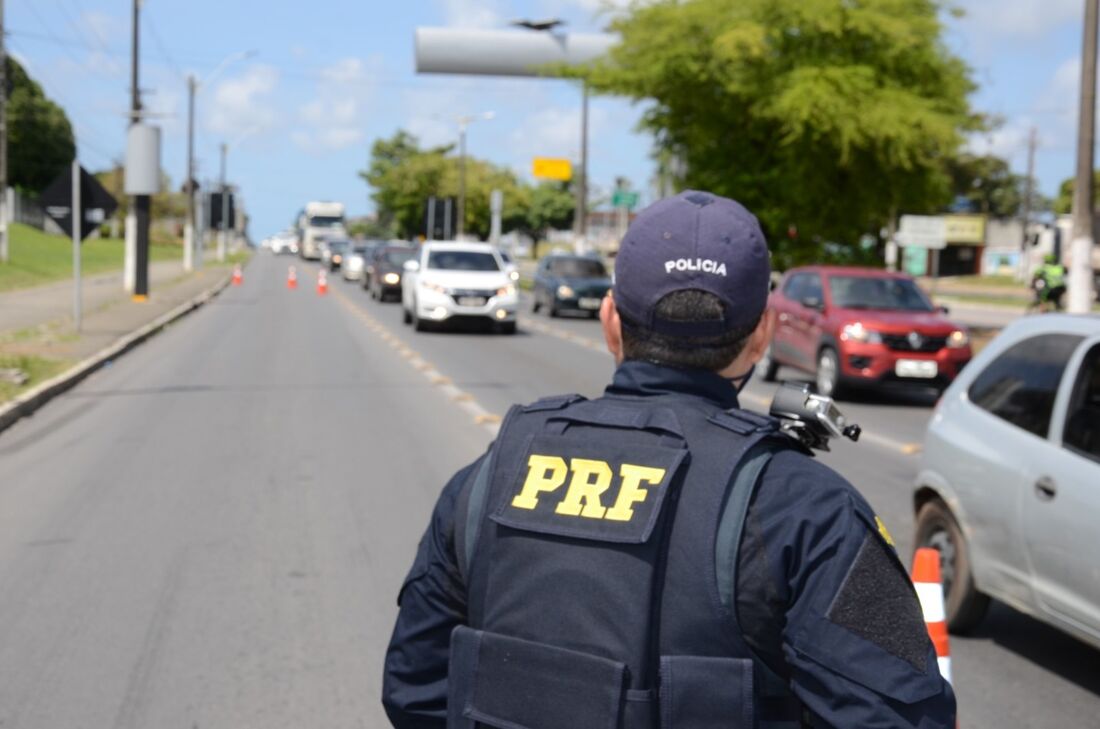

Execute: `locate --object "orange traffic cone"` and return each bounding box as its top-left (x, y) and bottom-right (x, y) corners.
top-left (912, 547), bottom-right (952, 685)
top-left (231, 264), bottom-right (243, 286)
top-left (317, 270), bottom-right (328, 296)
top-left (287, 266), bottom-right (298, 290)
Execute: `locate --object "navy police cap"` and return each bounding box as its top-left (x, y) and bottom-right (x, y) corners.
top-left (613, 190), bottom-right (771, 338)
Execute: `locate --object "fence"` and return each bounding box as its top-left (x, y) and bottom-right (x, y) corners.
top-left (9, 188), bottom-right (46, 231)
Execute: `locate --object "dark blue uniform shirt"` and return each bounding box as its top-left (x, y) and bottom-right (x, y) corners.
top-left (383, 361), bottom-right (956, 728)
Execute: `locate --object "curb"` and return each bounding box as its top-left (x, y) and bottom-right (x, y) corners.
top-left (0, 273), bottom-right (233, 434)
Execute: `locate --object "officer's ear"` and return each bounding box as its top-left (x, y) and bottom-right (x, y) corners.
top-left (745, 308), bottom-right (776, 364)
top-left (600, 293), bottom-right (624, 364)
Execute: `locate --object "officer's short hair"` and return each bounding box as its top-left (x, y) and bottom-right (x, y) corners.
top-left (620, 289), bottom-right (760, 371)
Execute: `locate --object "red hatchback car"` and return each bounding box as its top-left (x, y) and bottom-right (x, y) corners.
top-left (762, 266), bottom-right (972, 398)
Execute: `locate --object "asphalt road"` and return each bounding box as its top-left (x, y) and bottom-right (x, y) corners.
top-left (0, 252), bottom-right (1096, 728)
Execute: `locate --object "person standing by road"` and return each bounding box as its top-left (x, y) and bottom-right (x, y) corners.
top-left (382, 191), bottom-right (956, 728)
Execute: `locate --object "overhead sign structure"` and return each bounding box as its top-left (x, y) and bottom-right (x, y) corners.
top-left (532, 157), bottom-right (572, 181)
top-left (897, 215), bottom-right (947, 250)
top-left (40, 164), bottom-right (119, 241)
top-left (415, 28), bottom-right (616, 77)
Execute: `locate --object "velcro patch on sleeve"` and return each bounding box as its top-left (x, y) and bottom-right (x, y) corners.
top-left (826, 532), bottom-right (929, 671)
top-left (490, 434), bottom-right (686, 544)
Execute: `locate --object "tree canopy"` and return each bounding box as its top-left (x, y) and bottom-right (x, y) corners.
top-left (572, 0), bottom-right (981, 265)
top-left (8, 57), bottom-right (76, 194)
top-left (1053, 171), bottom-right (1100, 216)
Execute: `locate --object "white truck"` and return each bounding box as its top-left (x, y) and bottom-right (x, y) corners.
top-left (298, 201), bottom-right (347, 260)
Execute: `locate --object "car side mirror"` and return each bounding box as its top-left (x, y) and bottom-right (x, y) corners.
top-left (403, 260), bottom-right (420, 273)
top-left (938, 304), bottom-right (950, 315)
top-left (801, 295), bottom-right (824, 311)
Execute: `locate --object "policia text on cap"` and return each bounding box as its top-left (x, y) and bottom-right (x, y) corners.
top-left (382, 191), bottom-right (956, 728)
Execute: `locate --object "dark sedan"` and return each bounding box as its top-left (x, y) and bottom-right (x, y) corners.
top-left (367, 245), bottom-right (418, 302)
top-left (531, 254), bottom-right (611, 318)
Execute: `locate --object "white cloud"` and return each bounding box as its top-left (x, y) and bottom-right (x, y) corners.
top-left (953, 0), bottom-right (1081, 40)
top-left (292, 57), bottom-right (379, 154)
top-left (206, 65), bottom-right (280, 137)
top-left (439, 0), bottom-right (505, 28)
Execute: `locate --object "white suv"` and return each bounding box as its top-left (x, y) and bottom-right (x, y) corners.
top-left (401, 242), bottom-right (518, 334)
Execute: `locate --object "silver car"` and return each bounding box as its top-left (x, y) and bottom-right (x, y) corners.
top-left (913, 314), bottom-right (1100, 649)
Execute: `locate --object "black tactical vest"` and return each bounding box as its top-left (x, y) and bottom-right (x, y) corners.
top-left (449, 392), bottom-right (806, 729)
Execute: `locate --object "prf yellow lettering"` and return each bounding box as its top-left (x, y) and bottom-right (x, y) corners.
top-left (512, 455), bottom-right (667, 522)
top-left (511, 455), bottom-right (568, 510)
top-left (605, 464), bottom-right (667, 522)
top-left (555, 458), bottom-right (612, 519)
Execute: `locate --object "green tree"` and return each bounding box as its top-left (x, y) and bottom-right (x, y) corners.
top-left (571, 0), bottom-right (980, 265)
top-left (947, 153), bottom-right (1031, 218)
top-left (7, 57), bottom-right (76, 193)
top-left (522, 181), bottom-right (575, 241)
top-left (1053, 171), bottom-right (1100, 215)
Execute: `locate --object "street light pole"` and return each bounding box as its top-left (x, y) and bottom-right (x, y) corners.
top-left (458, 119), bottom-right (467, 239)
top-left (218, 142), bottom-right (227, 262)
top-left (574, 82), bottom-right (589, 244)
top-left (0, 0), bottom-right (9, 264)
top-left (184, 75), bottom-right (196, 271)
top-left (1070, 0), bottom-right (1099, 312)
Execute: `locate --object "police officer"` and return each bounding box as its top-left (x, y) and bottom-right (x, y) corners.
top-left (383, 191), bottom-right (956, 728)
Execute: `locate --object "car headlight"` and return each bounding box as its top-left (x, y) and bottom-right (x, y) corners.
top-left (384, 272), bottom-right (400, 285)
top-left (509, 270), bottom-right (520, 281)
top-left (423, 281), bottom-right (448, 294)
top-left (557, 284), bottom-right (575, 299)
top-left (841, 322), bottom-right (882, 344)
top-left (333, 255), bottom-right (342, 264)
top-left (497, 284), bottom-right (516, 297)
top-left (946, 329), bottom-right (969, 349)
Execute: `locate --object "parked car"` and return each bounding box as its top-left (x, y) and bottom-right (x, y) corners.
top-left (531, 254), bottom-right (611, 318)
top-left (367, 245), bottom-right (417, 301)
top-left (762, 266), bottom-right (972, 398)
top-left (401, 242), bottom-right (517, 333)
top-left (320, 238), bottom-right (350, 271)
top-left (341, 244), bottom-right (372, 281)
top-left (912, 314), bottom-right (1100, 649)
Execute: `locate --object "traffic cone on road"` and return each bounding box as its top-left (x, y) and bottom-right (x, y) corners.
top-left (287, 266), bottom-right (298, 290)
top-left (912, 547), bottom-right (953, 685)
top-left (317, 270), bottom-right (328, 296)
top-left (231, 264), bottom-right (243, 286)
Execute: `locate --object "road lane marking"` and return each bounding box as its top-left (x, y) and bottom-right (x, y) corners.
top-left (329, 285), bottom-right (502, 436)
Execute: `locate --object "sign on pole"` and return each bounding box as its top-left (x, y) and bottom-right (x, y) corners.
top-left (532, 157), bottom-right (572, 181)
top-left (897, 215), bottom-right (947, 250)
top-left (612, 190), bottom-right (640, 210)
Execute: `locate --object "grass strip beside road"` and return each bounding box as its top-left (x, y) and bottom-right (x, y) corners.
top-left (0, 223), bottom-right (179, 292)
top-left (0, 354), bottom-right (72, 403)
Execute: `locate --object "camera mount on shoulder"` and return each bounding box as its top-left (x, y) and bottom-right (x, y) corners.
top-left (768, 382), bottom-right (862, 452)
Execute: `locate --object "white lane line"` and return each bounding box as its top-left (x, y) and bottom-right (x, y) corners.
top-left (330, 286), bottom-right (501, 437)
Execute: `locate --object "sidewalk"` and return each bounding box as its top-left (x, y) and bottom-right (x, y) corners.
top-left (0, 260), bottom-right (235, 403)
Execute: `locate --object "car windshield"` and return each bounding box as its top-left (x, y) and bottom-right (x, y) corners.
top-left (427, 250), bottom-right (500, 271)
top-left (828, 276), bottom-right (933, 312)
top-left (308, 215), bottom-right (343, 228)
top-left (548, 258), bottom-right (607, 278)
top-left (328, 240), bottom-right (349, 252)
top-left (384, 249), bottom-right (415, 265)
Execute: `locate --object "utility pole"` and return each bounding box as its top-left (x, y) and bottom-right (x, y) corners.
top-left (1020, 126), bottom-right (1038, 281)
top-left (574, 82), bottom-right (589, 244)
top-left (184, 75), bottom-right (196, 271)
top-left (218, 142), bottom-right (227, 262)
top-left (127, 0), bottom-right (152, 300)
top-left (457, 121), bottom-right (466, 239)
top-left (0, 0), bottom-right (9, 264)
top-left (1070, 0), bottom-right (1099, 313)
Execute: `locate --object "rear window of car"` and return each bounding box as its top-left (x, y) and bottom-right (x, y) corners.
top-left (968, 333), bottom-right (1084, 438)
top-left (828, 275), bottom-right (932, 312)
top-left (383, 249), bottom-right (415, 265)
top-left (427, 250), bottom-right (500, 271)
top-left (548, 258), bottom-right (607, 278)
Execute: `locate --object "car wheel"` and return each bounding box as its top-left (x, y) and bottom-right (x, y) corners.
top-left (532, 294), bottom-right (541, 314)
top-left (402, 306), bottom-right (412, 325)
top-left (816, 347), bottom-right (843, 399)
top-left (413, 301), bottom-right (428, 332)
top-left (760, 345), bottom-right (779, 382)
top-left (914, 498), bottom-right (990, 633)
top-left (499, 321), bottom-right (517, 335)
top-left (549, 301), bottom-right (560, 318)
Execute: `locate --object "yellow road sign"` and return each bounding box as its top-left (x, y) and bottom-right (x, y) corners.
top-left (532, 157), bottom-right (573, 181)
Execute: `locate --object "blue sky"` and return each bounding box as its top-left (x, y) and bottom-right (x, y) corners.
top-left (4, 0), bottom-right (1091, 238)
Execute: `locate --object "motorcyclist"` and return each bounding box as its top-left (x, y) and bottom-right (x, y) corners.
top-left (1032, 254), bottom-right (1067, 312)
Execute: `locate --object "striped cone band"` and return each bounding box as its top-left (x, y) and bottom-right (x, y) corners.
top-left (912, 547), bottom-right (953, 686)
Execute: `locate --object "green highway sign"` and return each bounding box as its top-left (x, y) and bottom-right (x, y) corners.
top-left (612, 190), bottom-right (639, 209)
